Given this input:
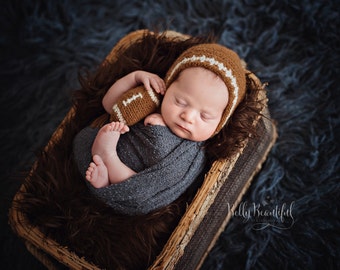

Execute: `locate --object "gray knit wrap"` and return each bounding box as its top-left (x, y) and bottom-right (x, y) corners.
top-left (73, 122), bottom-right (206, 215)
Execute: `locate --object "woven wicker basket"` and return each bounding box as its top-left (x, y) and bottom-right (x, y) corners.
top-left (9, 30), bottom-right (277, 270)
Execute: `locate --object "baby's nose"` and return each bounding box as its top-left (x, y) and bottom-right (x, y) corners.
top-left (181, 109), bottom-right (196, 123)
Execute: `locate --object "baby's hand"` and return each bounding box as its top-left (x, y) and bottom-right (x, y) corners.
top-left (134, 71), bottom-right (166, 95)
top-left (144, 113), bottom-right (166, 126)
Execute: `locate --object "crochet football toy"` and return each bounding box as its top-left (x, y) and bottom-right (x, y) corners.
top-left (110, 85), bottom-right (162, 125)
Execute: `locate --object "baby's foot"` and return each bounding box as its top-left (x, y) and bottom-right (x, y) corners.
top-left (92, 122), bottom-right (129, 159)
top-left (86, 155), bottom-right (110, 188)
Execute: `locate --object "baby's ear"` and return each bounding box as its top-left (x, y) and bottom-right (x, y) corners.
top-left (110, 85), bottom-right (162, 126)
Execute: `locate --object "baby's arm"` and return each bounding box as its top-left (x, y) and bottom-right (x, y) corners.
top-left (102, 70), bottom-right (165, 114)
top-left (144, 113), bottom-right (166, 126)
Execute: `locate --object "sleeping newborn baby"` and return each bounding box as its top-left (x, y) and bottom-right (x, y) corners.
top-left (73, 43), bottom-right (247, 215)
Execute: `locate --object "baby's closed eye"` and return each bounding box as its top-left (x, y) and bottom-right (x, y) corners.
top-left (200, 112), bottom-right (216, 121)
top-left (175, 98), bottom-right (187, 106)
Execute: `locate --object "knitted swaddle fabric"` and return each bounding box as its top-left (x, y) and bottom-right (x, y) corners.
top-left (73, 123), bottom-right (206, 215)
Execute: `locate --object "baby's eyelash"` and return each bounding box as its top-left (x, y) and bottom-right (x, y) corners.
top-left (201, 113), bottom-right (211, 119)
top-left (175, 99), bottom-right (186, 106)
top-left (201, 112), bottom-right (216, 120)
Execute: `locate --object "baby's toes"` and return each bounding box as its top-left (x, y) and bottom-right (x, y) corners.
top-left (119, 123), bottom-right (130, 133)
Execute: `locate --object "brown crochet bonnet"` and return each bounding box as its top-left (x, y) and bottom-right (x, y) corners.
top-left (110, 43), bottom-right (246, 134)
top-left (164, 43), bottom-right (246, 134)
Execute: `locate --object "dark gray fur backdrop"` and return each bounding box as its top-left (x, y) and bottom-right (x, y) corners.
top-left (1, 0), bottom-right (339, 269)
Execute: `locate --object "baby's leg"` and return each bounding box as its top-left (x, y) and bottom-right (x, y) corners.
top-left (86, 155), bottom-right (109, 188)
top-left (92, 122), bottom-right (129, 158)
top-left (91, 122), bottom-right (131, 184)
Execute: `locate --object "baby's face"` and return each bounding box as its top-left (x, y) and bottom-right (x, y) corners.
top-left (161, 67), bottom-right (228, 141)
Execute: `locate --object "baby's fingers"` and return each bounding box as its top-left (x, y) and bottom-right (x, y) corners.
top-left (150, 77), bottom-right (166, 95)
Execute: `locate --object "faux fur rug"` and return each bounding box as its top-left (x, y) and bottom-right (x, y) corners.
top-left (1, 0), bottom-right (339, 269)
